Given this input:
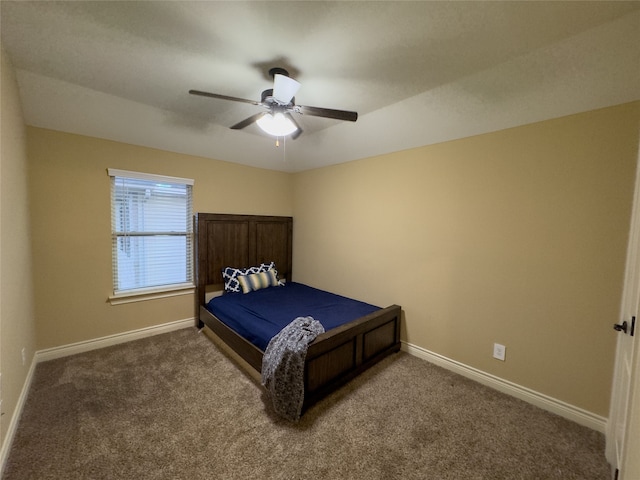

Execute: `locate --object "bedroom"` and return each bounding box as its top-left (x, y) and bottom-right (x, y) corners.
top-left (1, 1), bottom-right (640, 478)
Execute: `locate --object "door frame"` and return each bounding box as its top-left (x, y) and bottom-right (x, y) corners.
top-left (606, 140), bottom-right (640, 478)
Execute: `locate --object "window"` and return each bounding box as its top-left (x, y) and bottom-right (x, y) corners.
top-left (108, 169), bottom-right (194, 301)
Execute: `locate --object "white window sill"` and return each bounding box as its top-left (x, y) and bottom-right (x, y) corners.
top-left (108, 283), bottom-right (195, 305)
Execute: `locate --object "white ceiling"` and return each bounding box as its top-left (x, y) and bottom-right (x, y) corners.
top-left (1, 1), bottom-right (639, 172)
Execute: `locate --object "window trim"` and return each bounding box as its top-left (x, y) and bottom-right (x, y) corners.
top-left (108, 283), bottom-right (195, 305)
top-left (107, 168), bottom-right (194, 303)
top-left (107, 168), bottom-right (194, 186)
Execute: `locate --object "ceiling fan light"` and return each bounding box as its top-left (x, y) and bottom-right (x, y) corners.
top-left (273, 74), bottom-right (301, 105)
top-left (256, 112), bottom-right (298, 137)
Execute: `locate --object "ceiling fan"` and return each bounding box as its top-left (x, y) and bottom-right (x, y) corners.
top-left (189, 68), bottom-right (358, 140)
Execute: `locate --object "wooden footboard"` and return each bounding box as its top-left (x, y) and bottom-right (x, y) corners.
top-left (199, 303), bottom-right (402, 412)
top-left (303, 304), bottom-right (402, 410)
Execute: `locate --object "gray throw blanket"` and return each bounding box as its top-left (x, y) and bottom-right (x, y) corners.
top-left (261, 316), bottom-right (325, 422)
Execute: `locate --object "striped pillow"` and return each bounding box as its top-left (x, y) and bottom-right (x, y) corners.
top-left (222, 262), bottom-right (275, 293)
top-left (237, 269), bottom-right (279, 294)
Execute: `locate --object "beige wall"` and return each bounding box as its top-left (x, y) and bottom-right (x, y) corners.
top-left (292, 102), bottom-right (640, 416)
top-left (27, 127), bottom-right (292, 350)
top-left (0, 48), bottom-right (37, 446)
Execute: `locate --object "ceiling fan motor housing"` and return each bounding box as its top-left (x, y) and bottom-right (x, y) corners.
top-left (261, 89), bottom-right (274, 103)
top-left (261, 88), bottom-right (295, 107)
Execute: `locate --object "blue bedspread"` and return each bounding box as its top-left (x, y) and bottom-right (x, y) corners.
top-left (206, 282), bottom-right (380, 351)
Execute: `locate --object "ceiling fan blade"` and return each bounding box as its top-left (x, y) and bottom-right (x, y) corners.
top-left (285, 113), bottom-right (303, 139)
top-left (189, 89), bottom-right (260, 106)
top-left (231, 112), bottom-right (265, 130)
top-left (297, 105), bottom-right (358, 122)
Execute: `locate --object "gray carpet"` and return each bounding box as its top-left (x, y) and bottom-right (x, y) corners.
top-left (2, 328), bottom-right (610, 479)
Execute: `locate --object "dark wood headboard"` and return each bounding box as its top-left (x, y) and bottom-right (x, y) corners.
top-left (194, 213), bottom-right (293, 306)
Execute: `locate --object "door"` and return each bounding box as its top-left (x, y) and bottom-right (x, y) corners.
top-left (606, 144), bottom-right (640, 477)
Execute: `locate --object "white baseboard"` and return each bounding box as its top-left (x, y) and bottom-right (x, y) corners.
top-left (0, 317), bottom-right (195, 477)
top-left (36, 317), bottom-right (195, 362)
top-left (0, 355), bottom-right (37, 478)
top-left (402, 341), bottom-right (607, 433)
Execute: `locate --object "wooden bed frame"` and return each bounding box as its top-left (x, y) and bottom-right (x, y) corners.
top-left (194, 213), bottom-right (402, 412)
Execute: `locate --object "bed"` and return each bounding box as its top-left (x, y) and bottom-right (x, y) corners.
top-left (194, 213), bottom-right (402, 413)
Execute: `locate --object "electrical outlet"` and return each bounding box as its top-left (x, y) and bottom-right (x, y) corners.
top-left (21, 348), bottom-right (26, 366)
top-left (493, 343), bottom-right (506, 361)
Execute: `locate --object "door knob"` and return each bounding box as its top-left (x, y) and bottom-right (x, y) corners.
top-left (613, 321), bottom-right (628, 334)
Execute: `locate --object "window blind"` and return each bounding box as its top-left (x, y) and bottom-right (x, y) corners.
top-left (108, 169), bottom-right (194, 295)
